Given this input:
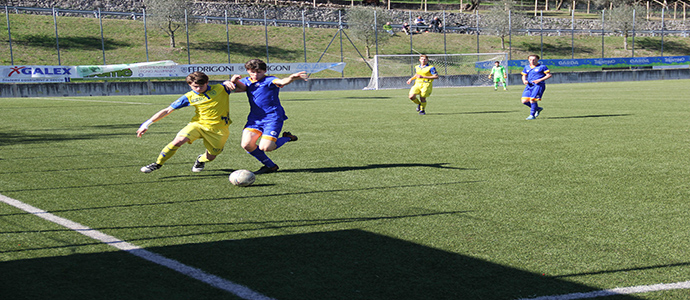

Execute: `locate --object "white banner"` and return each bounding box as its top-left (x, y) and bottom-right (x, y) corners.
top-left (0, 61), bottom-right (346, 83)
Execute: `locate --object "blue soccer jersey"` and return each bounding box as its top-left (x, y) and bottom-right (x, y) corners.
top-left (522, 63), bottom-right (550, 87)
top-left (521, 63), bottom-right (550, 102)
top-left (239, 75), bottom-right (287, 123)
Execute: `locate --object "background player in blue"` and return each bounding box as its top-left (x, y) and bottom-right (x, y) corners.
top-left (137, 72), bottom-right (236, 173)
top-left (521, 54), bottom-right (552, 120)
top-left (231, 59), bottom-right (307, 174)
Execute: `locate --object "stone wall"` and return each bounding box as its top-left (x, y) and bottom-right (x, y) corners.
top-left (3, 0), bottom-right (687, 33)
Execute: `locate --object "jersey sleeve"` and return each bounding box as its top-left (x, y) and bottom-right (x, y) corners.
top-left (429, 66), bottom-right (438, 75)
top-left (271, 77), bottom-right (284, 88)
top-left (169, 94), bottom-right (190, 109)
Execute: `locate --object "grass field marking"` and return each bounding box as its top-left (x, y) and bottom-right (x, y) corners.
top-left (517, 280), bottom-right (690, 300)
top-left (0, 193), bottom-right (277, 300)
top-left (28, 97), bottom-right (152, 105)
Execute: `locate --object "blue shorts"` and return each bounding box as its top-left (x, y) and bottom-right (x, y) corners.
top-left (521, 83), bottom-right (546, 102)
top-left (244, 118), bottom-right (284, 142)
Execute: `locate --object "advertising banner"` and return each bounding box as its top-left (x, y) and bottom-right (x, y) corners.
top-left (1, 61), bottom-right (347, 83)
top-left (475, 55), bottom-right (690, 71)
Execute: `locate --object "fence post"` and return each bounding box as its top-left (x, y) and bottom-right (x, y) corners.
top-left (632, 9), bottom-right (636, 57)
top-left (5, 6), bottom-right (14, 65)
top-left (339, 10), bottom-right (343, 78)
top-left (53, 8), bottom-right (61, 65)
top-left (264, 10), bottom-right (270, 63)
top-left (302, 10), bottom-right (307, 63)
top-left (571, 10), bottom-right (574, 59)
top-left (475, 9), bottom-right (479, 53)
top-left (185, 9), bottom-right (191, 64)
top-left (143, 8), bottom-right (149, 62)
top-left (661, 6), bottom-right (665, 56)
top-left (540, 10), bottom-right (543, 59)
top-left (374, 10), bottom-right (379, 57)
top-left (225, 10), bottom-right (231, 64)
top-left (601, 8), bottom-right (606, 59)
top-left (99, 8), bottom-right (106, 65)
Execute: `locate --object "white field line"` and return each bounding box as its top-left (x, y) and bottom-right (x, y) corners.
top-left (28, 97), bottom-right (152, 105)
top-left (0, 193), bottom-right (276, 300)
top-left (517, 280), bottom-right (690, 300)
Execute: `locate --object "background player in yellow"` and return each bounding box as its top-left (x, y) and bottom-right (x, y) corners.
top-left (137, 71), bottom-right (236, 173)
top-left (488, 61), bottom-right (507, 91)
top-left (406, 54), bottom-right (439, 115)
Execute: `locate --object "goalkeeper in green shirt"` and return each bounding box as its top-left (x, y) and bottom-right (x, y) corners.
top-left (488, 61), bottom-right (507, 91)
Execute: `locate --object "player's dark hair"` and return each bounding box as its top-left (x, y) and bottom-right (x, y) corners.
top-left (245, 59), bottom-right (267, 71)
top-left (494, 61), bottom-right (500, 64)
top-left (420, 54), bottom-right (428, 59)
top-left (529, 54), bottom-right (540, 60)
top-left (186, 71), bottom-right (209, 85)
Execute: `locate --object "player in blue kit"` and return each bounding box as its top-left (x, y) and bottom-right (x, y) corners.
top-left (521, 54), bottom-right (552, 120)
top-left (231, 59), bottom-right (307, 174)
top-left (137, 71), bottom-right (236, 173)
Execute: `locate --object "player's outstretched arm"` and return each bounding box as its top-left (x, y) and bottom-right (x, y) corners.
top-left (406, 74), bottom-right (419, 84)
top-left (136, 107), bottom-right (174, 137)
top-left (274, 71), bottom-right (308, 86)
top-left (229, 75), bottom-right (248, 92)
top-left (222, 80), bottom-right (236, 92)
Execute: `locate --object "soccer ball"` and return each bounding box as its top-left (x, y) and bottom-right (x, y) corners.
top-left (229, 169), bottom-right (255, 187)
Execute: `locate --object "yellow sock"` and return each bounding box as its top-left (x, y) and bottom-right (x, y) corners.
top-left (410, 98), bottom-right (421, 105)
top-left (420, 102), bottom-right (427, 111)
top-left (156, 142), bottom-right (180, 165)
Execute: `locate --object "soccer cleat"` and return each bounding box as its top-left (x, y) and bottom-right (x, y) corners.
top-left (282, 131), bottom-right (298, 142)
top-left (534, 107), bottom-right (543, 117)
top-left (526, 115), bottom-right (536, 120)
top-left (254, 165), bottom-right (279, 175)
top-left (141, 163), bottom-right (162, 173)
top-left (416, 105), bottom-right (421, 112)
top-left (192, 154), bottom-right (205, 172)
top-left (419, 110), bottom-right (426, 115)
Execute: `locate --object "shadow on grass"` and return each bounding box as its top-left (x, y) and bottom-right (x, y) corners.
top-left (0, 181), bottom-right (480, 215)
top-left (518, 40), bottom-right (597, 57)
top-left (280, 162), bottom-right (471, 173)
top-left (0, 229), bottom-right (645, 299)
top-left (18, 34), bottom-right (132, 50)
top-left (0, 130), bottom-right (131, 147)
top-left (193, 41), bottom-right (301, 61)
top-left (635, 37), bottom-right (690, 55)
top-left (547, 113), bottom-right (632, 119)
top-left (431, 110), bottom-right (517, 116)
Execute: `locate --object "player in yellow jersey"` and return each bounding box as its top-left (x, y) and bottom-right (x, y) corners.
top-left (406, 54), bottom-right (439, 115)
top-left (137, 72), bottom-right (236, 173)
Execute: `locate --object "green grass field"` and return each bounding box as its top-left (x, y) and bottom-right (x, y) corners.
top-left (1, 80), bottom-right (689, 299)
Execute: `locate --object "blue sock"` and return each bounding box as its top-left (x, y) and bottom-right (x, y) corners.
top-left (275, 137), bottom-right (291, 149)
top-left (530, 102), bottom-right (539, 116)
top-left (248, 148), bottom-right (276, 168)
top-left (523, 102), bottom-right (531, 108)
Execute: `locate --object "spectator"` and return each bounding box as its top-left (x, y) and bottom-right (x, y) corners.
top-left (383, 22), bottom-right (395, 36)
top-left (429, 17), bottom-right (443, 33)
top-left (413, 16), bottom-right (426, 33)
top-left (402, 22), bottom-right (411, 35)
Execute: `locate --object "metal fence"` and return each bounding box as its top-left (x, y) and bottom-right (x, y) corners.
top-left (3, 5), bottom-right (688, 69)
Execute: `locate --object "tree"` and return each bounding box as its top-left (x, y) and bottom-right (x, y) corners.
top-left (347, 6), bottom-right (393, 58)
top-left (606, 3), bottom-right (643, 50)
top-left (465, 0), bottom-right (482, 11)
top-left (485, 0), bottom-right (525, 49)
top-left (144, 0), bottom-right (194, 48)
